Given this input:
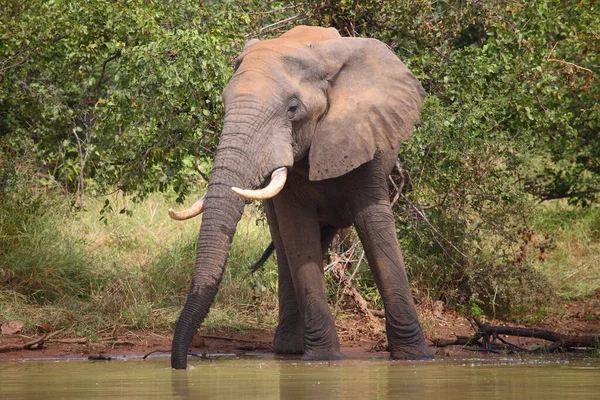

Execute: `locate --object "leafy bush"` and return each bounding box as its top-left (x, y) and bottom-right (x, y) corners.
top-left (2, 1), bottom-right (599, 323)
top-left (0, 159), bottom-right (277, 333)
top-left (300, 0), bottom-right (599, 316)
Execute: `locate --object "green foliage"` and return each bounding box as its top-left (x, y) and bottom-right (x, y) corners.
top-left (1, 0), bottom-right (260, 202)
top-left (300, 0), bottom-right (599, 316)
top-left (2, 0), bottom-right (599, 324)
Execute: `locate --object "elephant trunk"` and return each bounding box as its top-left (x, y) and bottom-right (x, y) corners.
top-left (171, 291), bottom-right (217, 369)
top-left (171, 125), bottom-right (260, 369)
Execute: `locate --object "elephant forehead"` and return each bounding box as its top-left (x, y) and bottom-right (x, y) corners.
top-left (237, 41), bottom-right (327, 79)
top-left (223, 68), bottom-right (289, 101)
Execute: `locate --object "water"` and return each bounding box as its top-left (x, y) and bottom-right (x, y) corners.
top-left (1, 356), bottom-right (599, 399)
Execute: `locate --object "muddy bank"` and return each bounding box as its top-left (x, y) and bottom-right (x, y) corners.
top-left (1, 302), bottom-right (598, 362)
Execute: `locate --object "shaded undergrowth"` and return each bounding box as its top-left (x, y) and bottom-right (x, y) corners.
top-left (1, 160), bottom-right (598, 337)
top-left (0, 160), bottom-right (277, 336)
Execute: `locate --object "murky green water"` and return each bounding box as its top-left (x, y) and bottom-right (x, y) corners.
top-left (1, 356), bottom-right (599, 399)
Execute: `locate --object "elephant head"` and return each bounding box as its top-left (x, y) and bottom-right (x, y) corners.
top-left (170, 26), bottom-right (425, 369)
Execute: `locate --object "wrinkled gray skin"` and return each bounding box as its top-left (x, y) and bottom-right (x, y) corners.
top-left (171, 26), bottom-right (433, 369)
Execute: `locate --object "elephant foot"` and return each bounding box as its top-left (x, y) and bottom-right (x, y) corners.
top-left (273, 322), bottom-right (304, 354)
top-left (385, 317), bottom-right (434, 360)
top-left (273, 334), bottom-right (304, 355)
top-left (301, 349), bottom-right (344, 361)
top-left (390, 344), bottom-right (434, 361)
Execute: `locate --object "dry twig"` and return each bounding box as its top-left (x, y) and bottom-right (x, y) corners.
top-left (0, 329), bottom-right (65, 353)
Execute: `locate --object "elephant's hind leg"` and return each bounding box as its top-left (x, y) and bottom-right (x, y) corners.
top-left (264, 200), bottom-right (304, 354)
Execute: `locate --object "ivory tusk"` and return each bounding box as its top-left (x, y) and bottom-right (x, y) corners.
top-left (168, 196), bottom-right (206, 220)
top-left (231, 167), bottom-right (288, 200)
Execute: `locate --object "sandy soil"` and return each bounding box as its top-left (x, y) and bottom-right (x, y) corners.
top-left (1, 300), bottom-right (598, 362)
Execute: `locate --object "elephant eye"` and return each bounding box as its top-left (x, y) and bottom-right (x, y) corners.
top-left (287, 104), bottom-right (299, 119)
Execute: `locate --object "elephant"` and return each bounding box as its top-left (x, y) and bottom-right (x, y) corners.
top-left (249, 225), bottom-right (341, 274)
top-left (168, 25), bottom-right (433, 369)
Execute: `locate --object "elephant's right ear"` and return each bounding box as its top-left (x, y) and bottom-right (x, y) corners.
top-left (308, 38), bottom-right (425, 181)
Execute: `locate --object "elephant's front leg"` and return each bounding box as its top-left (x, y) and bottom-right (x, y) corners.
top-left (354, 206), bottom-right (433, 359)
top-left (350, 164), bottom-right (433, 360)
top-left (264, 200), bottom-right (304, 354)
top-left (273, 193), bottom-right (343, 361)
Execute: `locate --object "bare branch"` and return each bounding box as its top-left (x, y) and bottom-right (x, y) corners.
top-left (1, 34), bottom-right (66, 75)
top-left (393, 161), bottom-right (468, 265)
top-left (72, 127), bottom-right (91, 208)
top-left (401, 192), bottom-right (468, 260)
top-left (193, 144), bottom-right (211, 183)
top-left (398, 31), bottom-right (453, 62)
top-left (248, 3), bottom-right (304, 15)
top-left (245, 14), bottom-right (306, 38)
top-left (95, 53), bottom-right (121, 97)
top-left (547, 58), bottom-right (593, 74)
top-left (0, 52), bottom-right (33, 74)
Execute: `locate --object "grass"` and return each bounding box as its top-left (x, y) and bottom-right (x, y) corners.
top-left (0, 184), bottom-right (278, 337)
top-left (531, 201), bottom-right (600, 300)
top-left (1, 162), bottom-right (599, 338)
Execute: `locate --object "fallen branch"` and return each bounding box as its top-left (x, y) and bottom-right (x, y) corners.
top-left (235, 344), bottom-right (271, 351)
top-left (433, 335), bottom-right (482, 347)
top-left (474, 317), bottom-right (599, 352)
top-left (474, 317), bottom-right (562, 343)
top-left (0, 329), bottom-right (65, 353)
top-left (50, 337), bottom-right (88, 344)
top-left (200, 334), bottom-right (269, 344)
top-left (434, 317), bottom-right (599, 353)
top-left (109, 340), bottom-right (135, 346)
top-left (88, 355), bottom-right (112, 361)
top-left (142, 348), bottom-right (230, 360)
top-left (546, 336), bottom-right (600, 352)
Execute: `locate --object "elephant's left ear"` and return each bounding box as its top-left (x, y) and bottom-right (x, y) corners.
top-left (308, 38), bottom-right (425, 181)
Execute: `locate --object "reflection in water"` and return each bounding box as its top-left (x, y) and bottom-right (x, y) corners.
top-left (1, 356), bottom-right (599, 399)
top-left (275, 359), bottom-right (426, 399)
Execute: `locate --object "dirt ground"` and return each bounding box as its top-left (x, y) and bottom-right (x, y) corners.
top-left (1, 300), bottom-right (598, 362)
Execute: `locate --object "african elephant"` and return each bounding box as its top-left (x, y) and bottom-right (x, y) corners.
top-left (169, 26), bottom-right (432, 369)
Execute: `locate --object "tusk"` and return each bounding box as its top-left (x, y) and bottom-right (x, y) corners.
top-left (168, 196), bottom-right (205, 220)
top-left (231, 167), bottom-right (288, 200)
